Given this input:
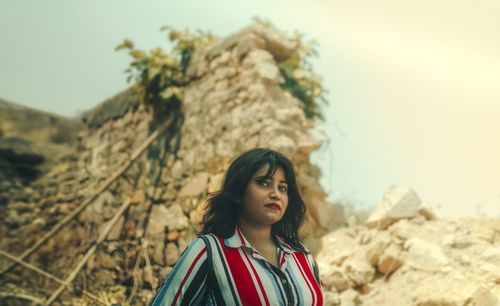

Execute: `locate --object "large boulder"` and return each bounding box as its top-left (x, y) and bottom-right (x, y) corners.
top-left (366, 186), bottom-right (438, 230)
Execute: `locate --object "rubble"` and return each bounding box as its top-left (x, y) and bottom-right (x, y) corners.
top-left (318, 200), bottom-right (500, 305)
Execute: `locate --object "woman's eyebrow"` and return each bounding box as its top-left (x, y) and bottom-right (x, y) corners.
top-left (262, 177), bottom-right (288, 183)
top-left (254, 175), bottom-right (287, 184)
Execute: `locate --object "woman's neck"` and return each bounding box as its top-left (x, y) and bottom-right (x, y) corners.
top-left (237, 221), bottom-right (274, 247)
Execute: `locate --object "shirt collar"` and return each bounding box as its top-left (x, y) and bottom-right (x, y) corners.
top-left (224, 224), bottom-right (253, 250)
top-left (224, 225), bottom-right (297, 254)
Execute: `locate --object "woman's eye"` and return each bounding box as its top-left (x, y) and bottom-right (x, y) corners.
top-left (257, 180), bottom-right (269, 186)
top-left (279, 186), bottom-right (288, 192)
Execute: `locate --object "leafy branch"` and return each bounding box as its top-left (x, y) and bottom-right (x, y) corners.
top-left (116, 24), bottom-right (328, 122)
top-left (115, 27), bottom-right (217, 103)
top-left (278, 32), bottom-right (328, 121)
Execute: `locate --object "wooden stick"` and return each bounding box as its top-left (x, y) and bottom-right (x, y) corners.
top-left (43, 198), bottom-right (132, 305)
top-left (0, 249), bottom-right (108, 305)
top-left (0, 116), bottom-right (173, 276)
top-left (142, 241), bottom-right (156, 290)
top-left (0, 292), bottom-right (44, 305)
top-left (126, 247), bottom-right (143, 304)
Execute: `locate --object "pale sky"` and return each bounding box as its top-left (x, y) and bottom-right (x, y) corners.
top-left (1, 0), bottom-right (499, 217)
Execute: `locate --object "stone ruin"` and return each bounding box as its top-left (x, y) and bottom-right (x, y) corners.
top-left (0, 22), bottom-right (344, 305)
top-left (2, 21), bottom-right (499, 306)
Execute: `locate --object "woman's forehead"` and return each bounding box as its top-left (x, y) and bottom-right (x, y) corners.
top-left (253, 164), bottom-right (286, 179)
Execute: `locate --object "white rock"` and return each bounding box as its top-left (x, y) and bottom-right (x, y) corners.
top-left (366, 186), bottom-right (426, 230)
top-left (99, 215), bottom-right (124, 241)
top-left (323, 291), bottom-right (341, 306)
top-left (459, 254), bottom-right (471, 265)
top-left (151, 239), bottom-right (165, 265)
top-left (178, 172), bottom-right (209, 197)
top-left (242, 48), bottom-right (273, 67)
top-left (208, 173), bottom-right (224, 193)
top-left (146, 205), bottom-right (170, 238)
top-left (320, 265), bottom-right (352, 292)
top-left (165, 204), bottom-right (189, 231)
top-left (442, 234), bottom-right (456, 246)
top-left (378, 243), bottom-right (405, 274)
top-left (165, 242), bottom-right (180, 266)
top-left (479, 262), bottom-right (497, 273)
top-left (274, 107), bottom-right (304, 123)
top-left (366, 233), bottom-right (392, 266)
top-left (146, 204), bottom-right (189, 239)
top-left (467, 286), bottom-right (499, 306)
top-left (257, 64), bottom-right (281, 83)
top-left (404, 237), bottom-right (449, 272)
top-left (338, 289), bottom-right (361, 306)
top-left (480, 246), bottom-right (500, 263)
top-left (214, 67), bottom-right (237, 81)
top-left (234, 32), bottom-right (266, 59)
top-left (344, 255), bottom-right (375, 286)
top-left (388, 219), bottom-right (413, 240)
top-left (266, 134), bottom-right (296, 153)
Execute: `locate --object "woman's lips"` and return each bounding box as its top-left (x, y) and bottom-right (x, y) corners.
top-left (265, 203), bottom-right (281, 211)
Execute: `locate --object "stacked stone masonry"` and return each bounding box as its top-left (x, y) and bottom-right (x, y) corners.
top-left (0, 22), bottom-right (339, 305)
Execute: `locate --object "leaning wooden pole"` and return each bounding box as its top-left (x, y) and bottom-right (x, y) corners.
top-left (0, 249), bottom-right (108, 305)
top-left (43, 198), bottom-right (132, 305)
top-left (0, 116), bottom-right (173, 276)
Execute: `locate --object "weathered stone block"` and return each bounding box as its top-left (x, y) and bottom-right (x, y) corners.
top-left (377, 243), bottom-right (404, 274)
top-left (366, 187), bottom-right (429, 230)
top-left (404, 237), bottom-right (449, 272)
top-left (178, 172), bottom-right (209, 197)
top-left (165, 242), bottom-right (179, 266)
top-left (344, 255), bottom-right (375, 286)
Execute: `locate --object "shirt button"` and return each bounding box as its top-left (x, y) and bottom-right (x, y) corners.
top-left (281, 278), bottom-right (287, 284)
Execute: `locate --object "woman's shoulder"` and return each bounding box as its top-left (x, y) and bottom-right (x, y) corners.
top-left (180, 236), bottom-right (209, 254)
top-left (196, 233), bottom-right (220, 242)
top-left (193, 233), bottom-right (222, 250)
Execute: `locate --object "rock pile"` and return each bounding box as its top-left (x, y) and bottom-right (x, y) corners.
top-left (318, 187), bottom-right (500, 305)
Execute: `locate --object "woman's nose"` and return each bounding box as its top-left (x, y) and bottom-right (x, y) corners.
top-left (270, 188), bottom-right (280, 200)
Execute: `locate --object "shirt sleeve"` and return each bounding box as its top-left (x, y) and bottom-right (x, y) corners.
top-left (149, 237), bottom-right (209, 306)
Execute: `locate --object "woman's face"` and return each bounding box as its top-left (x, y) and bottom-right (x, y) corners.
top-left (237, 164), bottom-right (289, 228)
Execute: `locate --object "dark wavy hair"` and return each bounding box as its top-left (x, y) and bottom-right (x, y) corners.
top-left (200, 148), bottom-right (307, 252)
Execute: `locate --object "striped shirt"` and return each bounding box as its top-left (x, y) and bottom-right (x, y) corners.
top-left (151, 226), bottom-right (323, 305)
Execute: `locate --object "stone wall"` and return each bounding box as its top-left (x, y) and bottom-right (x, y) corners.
top-left (0, 22), bottom-right (342, 305)
top-left (74, 22), bottom-right (340, 303)
top-left (177, 22), bottom-right (341, 244)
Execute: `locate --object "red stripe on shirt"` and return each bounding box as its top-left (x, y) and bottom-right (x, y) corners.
top-left (219, 237), bottom-right (262, 306)
top-left (294, 252), bottom-right (323, 306)
top-left (241, 250), bottom-right (270, 306)
top-left (171, 247), bottom-right (207, 306)
top-left (280, 252), bottom-right (286, 266)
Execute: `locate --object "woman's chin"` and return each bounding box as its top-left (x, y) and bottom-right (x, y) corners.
top-left (262, 214), bottom-right (284, 225)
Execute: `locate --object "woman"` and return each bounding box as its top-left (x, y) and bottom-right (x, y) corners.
top-left (151, 148), bottom-right (323, 305)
